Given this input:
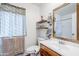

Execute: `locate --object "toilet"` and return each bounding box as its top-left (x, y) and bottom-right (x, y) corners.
top-left (25, 37), bottom-right (45, 56)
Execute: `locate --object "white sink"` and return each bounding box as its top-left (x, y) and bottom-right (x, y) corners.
top-left (40, 39), bottom-right (79, 56)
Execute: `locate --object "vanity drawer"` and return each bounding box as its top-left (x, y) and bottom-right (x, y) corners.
top-left (40, 44), bottom-right (61, 56)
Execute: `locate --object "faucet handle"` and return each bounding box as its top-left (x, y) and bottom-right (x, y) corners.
top-left (59, 40), bottom-right (65, 45)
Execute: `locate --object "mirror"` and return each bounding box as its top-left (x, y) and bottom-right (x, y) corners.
top-left (53, 3), bottom-right (77, 42)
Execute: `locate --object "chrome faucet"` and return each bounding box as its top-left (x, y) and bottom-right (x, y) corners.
top-left (58, 40), bottom-right (65, 45)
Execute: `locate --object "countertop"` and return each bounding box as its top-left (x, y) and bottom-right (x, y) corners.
top-left (40, 39), bottom-right (79, 56)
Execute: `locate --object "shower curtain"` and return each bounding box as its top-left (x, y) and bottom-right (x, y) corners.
top-left (0, 3), bottom-right (26, 56)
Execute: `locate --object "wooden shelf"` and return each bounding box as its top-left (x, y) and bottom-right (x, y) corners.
top-left (37, 27), bottom-right (48, 29)
top-left (37, 20), bottom-right (47, 23)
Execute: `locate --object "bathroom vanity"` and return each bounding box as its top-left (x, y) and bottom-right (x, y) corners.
top-left (40, 43), bottom-right (61, 56)
top-left (40, 3), bottom-right (79, 56)
top-left (40, 39), bottom-right (79, 56)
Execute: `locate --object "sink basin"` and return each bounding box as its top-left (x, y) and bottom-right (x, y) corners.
top-left (40, 39), bottom-right (79, 56)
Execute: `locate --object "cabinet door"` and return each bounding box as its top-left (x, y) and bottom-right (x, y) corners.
top-left (40, 44), bottom-right (61, 56)
top-left (40, 47), bottom-right (46, 56)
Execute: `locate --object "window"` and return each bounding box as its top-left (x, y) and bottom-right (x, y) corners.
top-left (0, 3), bottom-right (26, 37)
top-left (0, 3), bottom-right (26, 55)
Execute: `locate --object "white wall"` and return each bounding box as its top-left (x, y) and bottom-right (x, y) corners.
top-left (39, 3), bottom-right (63, 37)
top-left (11, 3), bottom-right (41, 50)
top-left (40, 3), bottom-right (63, 20)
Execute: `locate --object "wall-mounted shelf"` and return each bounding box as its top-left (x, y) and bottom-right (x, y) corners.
top-left (37, 27), bottom-right (48, 29)
top-left (37, 20), bottom-right (47, 23)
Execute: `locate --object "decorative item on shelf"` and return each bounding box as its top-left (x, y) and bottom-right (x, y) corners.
top-left (41, 16), bottom-right (44, 21)
top-left (36, 16), bottom-right (48, 29)
top-left (46, 13), bottom-right (53, 39)
top-left (37, 16), bottom-right (47, 23)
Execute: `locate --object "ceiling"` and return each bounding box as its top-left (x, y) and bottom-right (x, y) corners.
top-left (32, 3), bottom-right (45, 7)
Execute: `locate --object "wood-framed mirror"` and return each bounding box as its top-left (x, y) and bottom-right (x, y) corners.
top-left (53, 3), bottom-right (79, 43)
